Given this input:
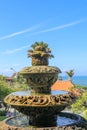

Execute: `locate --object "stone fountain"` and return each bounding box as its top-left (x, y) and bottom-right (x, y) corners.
top-left (0, 42), bottom-right (87, 130)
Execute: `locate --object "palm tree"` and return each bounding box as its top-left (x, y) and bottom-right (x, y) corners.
top-left (65, 69), bottom-right (74, 81)
top-left (27, 41), bottom-right (54, 66)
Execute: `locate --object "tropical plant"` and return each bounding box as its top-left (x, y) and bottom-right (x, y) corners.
top-left (71, 91), bottom-right (87, 119)
top-left (31, 41), bottom-right (48, 49)
top-left (27, 41), bottom-right (54, 66)
top-left (65, 69), bottom-right (74, 81)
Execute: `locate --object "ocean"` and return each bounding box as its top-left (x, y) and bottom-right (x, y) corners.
top-left (62, 76), bottom-right (87, 87)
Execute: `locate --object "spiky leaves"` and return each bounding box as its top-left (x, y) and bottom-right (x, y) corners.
top-left (66, 69), bottom-right (74, 81)
top-left (28, 41), bottom-right (54, 66)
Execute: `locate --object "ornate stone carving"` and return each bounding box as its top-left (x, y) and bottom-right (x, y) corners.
top-left (5, 93), bottom-right (74, 107)
top-left (20, 66), bottom-right (61, 94)
top-left (1, 42), bottom-right (87, 129)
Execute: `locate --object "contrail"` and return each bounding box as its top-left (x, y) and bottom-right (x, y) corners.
top-left (2, 18), bottom-right (86, 54)
top-left (0, 18), bottom-right (86, 40)
top-left (30, 19), bottom-right (86, 35)
top-left (0, 24), bottom-right (42, 40)
top-left (3, 44), bottom-right (30, 54)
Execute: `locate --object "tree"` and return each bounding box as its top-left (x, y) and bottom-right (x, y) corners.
top-left (0, 75), bottom-right (4, 80)
top-left (0, 74), bottom-right (27, 109)
top-left (0, 80), bottom-right (13, 101)
top-left (17, 73), bottom-right (25, 84)
top-left (65, 69), bottom-right (74, 81)
top-left (27, 41), bottom-right (54, 66)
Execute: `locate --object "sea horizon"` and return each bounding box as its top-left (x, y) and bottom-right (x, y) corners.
top-left (62, 75), bottom-right (87, 87)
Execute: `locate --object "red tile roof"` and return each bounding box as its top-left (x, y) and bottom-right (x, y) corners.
top-left (51, 80), bottom-right (74, 91)
top-left (51, 80), bottom-right (80, 96)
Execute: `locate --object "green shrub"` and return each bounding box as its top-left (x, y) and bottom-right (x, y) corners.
top-left (0, 116), bottom-right (6, 121)
top-left (0, 110), bottom-right (6, 116)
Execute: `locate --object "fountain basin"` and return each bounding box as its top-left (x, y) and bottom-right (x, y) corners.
top-left (0, 112), bottom-right (87, 130)
top-left (4, 91), bottom-right (75, 115)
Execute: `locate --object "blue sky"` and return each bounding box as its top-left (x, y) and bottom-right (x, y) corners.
top-left (0, 0), bottom-right (87, 76)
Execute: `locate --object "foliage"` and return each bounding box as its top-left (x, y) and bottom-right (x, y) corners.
top-left (0, 75), bottom-right (3, 80)
top-left (75, 85), bottom-right (87, 90)
top-left (0, 74), bottom-right (27, 102)
top-left (0, 110), bottom-right (6, 116)
top-left (28, 41), bottom-right (54, 58)
top-left (0, 80), bottom-right (13, 101)
top-left (0, 116), bottom-right (6, 121)
top-left (0, 74), bottom-right (27, 115)
top-left (17, 73), bottom-right (25, 84)
top-left (27, 41), bottom-right (54, 66)
top-left (71, 90), bottom-right (87, 119)
top-left (31, 41), bottom-right (48, 49)
top-left (65, 69), bottom-right (74, 81)
top-left (83, 110), bottom-right (87, 119)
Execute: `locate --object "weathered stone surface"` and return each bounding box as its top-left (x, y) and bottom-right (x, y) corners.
top-left (5, 93), bottom-right (74, 106)
top-left (20, 66), bottom-right (61, 94)
top-left (1, 43), bottom-right (87, 129)
top-left (20, 66), bottom-right (61, 73)
top-left (0, 114), bottom-right (87, 130)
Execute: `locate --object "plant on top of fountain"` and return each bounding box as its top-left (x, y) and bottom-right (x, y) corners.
top-left (27, 41), bottom-right (54, 66)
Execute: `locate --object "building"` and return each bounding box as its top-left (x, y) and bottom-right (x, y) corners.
top-left (51, 80), bottom-right (74, 91)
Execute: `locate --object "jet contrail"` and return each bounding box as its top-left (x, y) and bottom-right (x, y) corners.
top-left (3, 44), bottom-right (30, 54)
top-left (1, 18), bottom-right (87, 54)
top-left (0, 23), bottom-right (42, 40)
top-left (0, 18), bottom-right (86, 40)
top-left (30, 19), bottom-right (86, 35)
